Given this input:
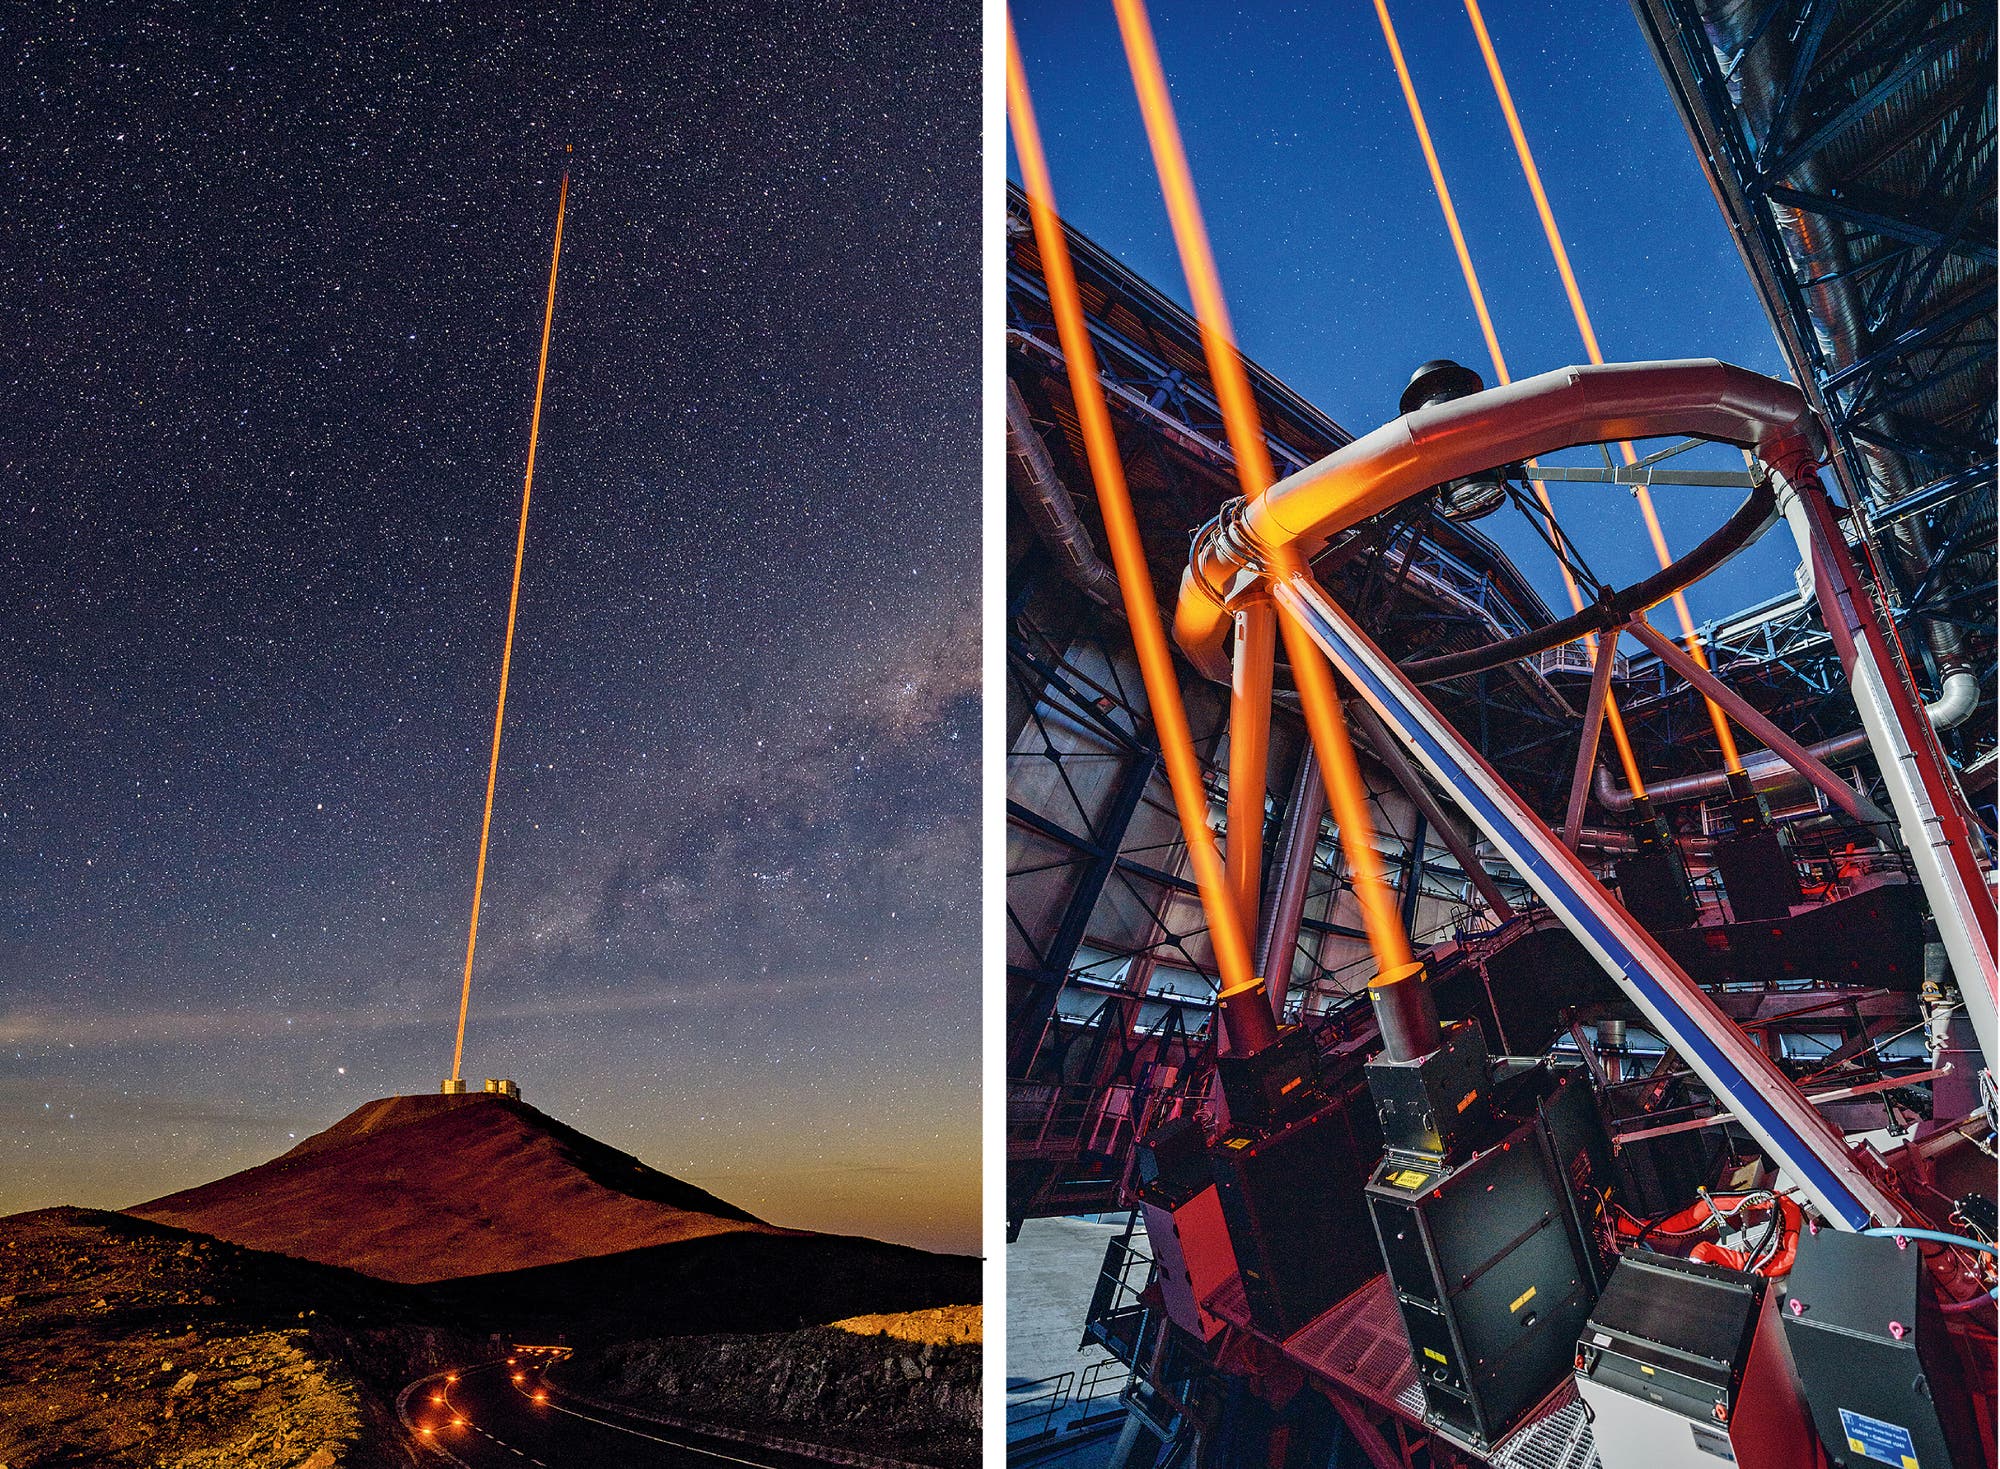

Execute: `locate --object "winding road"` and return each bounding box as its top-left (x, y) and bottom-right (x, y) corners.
top-left (403, 1353), bottom-right (841, 1469)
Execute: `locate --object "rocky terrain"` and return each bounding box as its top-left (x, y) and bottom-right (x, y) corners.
top-left (565, 1305), bottom-right (983, 1469)
top-left (424, 1227), bottom-right (982, 1342)
top-left (5, 1094), bottom-right (979, 1465)
top-left (0, 1207), bottom-right (477, 1469)
top-left (829, 1304), bottom-right (981, 1347)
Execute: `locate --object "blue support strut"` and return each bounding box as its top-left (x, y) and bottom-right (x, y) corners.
top-left (1272, 574), bottom-right (1904, 1231)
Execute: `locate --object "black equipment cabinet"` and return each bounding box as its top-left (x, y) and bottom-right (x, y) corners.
top-left (1211, 1082), bottom-right (1381, 1340)
top-left (1712, 827), bottom-right (1804, 921)
top-left (1781, 1228), bottom-right (1982, 1469)
top-left (1491, 1059), bottom-right (1619, 1293)
top-left (1364, 1110), bottom-right (1597, 1448)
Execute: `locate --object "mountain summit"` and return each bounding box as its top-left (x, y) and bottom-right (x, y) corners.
top-left (129, 1091), bottom-right (780, 1284)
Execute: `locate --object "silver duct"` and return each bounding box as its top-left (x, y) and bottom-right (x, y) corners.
top-left (1006, 380), bottom-right (1119, 608)
top-left (1593, 665), bottom-right (1980, 812)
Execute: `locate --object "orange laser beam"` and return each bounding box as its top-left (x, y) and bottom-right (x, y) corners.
top-left (1373, 0), bottom-right (1510, 386)
top-left (1110, 0), bottom-right (1276, 501)
top-left (1375, 0), bottom-right (1649, 800)
top-left (451, 170), bottom-right (568, 1084)
top-left (1278, 595), bottom-right (1414, 971)
top-left (1461, 0), bottom-right (1741, 772)
top-left (1113, 0), bottom-right (1411, 972)
top-left (1007, 14), bottom-right (1269, 1046)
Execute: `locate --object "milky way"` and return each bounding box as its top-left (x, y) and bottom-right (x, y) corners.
top-left (0, 4), bottom-right (981, 1252)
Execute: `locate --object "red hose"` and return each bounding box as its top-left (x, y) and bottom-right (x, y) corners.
top-left (1619, 1194), bottom-right (1803, 1277)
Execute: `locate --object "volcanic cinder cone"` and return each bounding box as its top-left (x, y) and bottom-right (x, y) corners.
top-left (128, 1092), bottom-right (781, 1285)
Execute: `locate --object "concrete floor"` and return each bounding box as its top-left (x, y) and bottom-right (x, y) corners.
top-left (1006, 1214), bottom-right (1144, 1449)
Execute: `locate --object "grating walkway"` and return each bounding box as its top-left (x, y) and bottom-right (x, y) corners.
top-left (1205, 1272), bottom-right (1601, 1469)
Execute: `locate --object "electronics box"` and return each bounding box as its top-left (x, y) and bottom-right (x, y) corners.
top-left (1781, 1228), bottom-right (1983, 1469)
top-left (1211, 1087), bottom-right (1380, 1339)
top-left (1364, 1018), bottom-right (1491, 1163)
top-left (1576, 1250), bottom-right (1815, 1469)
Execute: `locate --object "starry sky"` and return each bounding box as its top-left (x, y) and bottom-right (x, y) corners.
top-left (1010, 0), bottom-right (1806, 626)
top-left (0, 4), bottom-right (980, 1254)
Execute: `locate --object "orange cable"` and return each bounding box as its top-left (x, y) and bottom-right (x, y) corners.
top-left (1007, 15), bottom-right (1268, 1036)
top-left (1113, 0), bottom-right (1412, 973)
top-left (1461, 0), bottom-right (1742, 773)
top-left (451, 170), bottom-right (568, 1084)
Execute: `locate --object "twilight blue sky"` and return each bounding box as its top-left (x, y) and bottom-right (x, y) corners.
top-left (1010, 0), bottom-right (1806, 626)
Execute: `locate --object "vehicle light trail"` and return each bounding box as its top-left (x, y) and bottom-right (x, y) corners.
top-left (1372, 0), bottom-right (1651, 803)
top-left (1007, 11), bottom-right (1275, 1052)
top-left (450, 167), bottom-right (569, 1086)
top-left (1114, 0), bottom-right (1413, 976)
top-left (1460, 0), bottom-right (1743, 773)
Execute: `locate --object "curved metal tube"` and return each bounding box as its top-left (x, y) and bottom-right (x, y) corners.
top-left (1594, 666), bottom-right (1983, 812)
top-left (1403, 474), bottom-right (1778, 686)
top-left (1174, 358), bottom-right (1821, 681)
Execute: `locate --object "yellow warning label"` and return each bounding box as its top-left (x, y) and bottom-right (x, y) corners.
top-left (1510, 1285), bottom-right (1538, 1314)
top-left (1849, 1443), bottom-right (1866, 1457)
top-left (1641, 1365), bottom-right (1656, 1376)
top-left (1225, 1137), bottom-right (1250, 1149)
top-left (1388, 1169), bottom-right (1428, 1189)
top-left (1423, 1347), bottom-right (1447, 1364)
top-left (1902, 1458), bottom-right (1917, 1469)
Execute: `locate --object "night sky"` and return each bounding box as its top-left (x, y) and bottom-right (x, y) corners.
top-left (1011, 0), bottom-right (1805, 625)
top-left (1, 5), bottom-right (980, 1254)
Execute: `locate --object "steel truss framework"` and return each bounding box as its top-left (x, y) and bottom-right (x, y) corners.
top-left (1008, 565), bottom-right (1515, 1076)
top-left (1633, 0), bottom-right (1996, 786)
top-left (1003, 189), bottom-right (1981, 1226)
